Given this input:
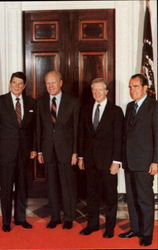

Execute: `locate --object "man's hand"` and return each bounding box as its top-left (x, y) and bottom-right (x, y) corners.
top-left (78, 158), bottom-right (85, 170)
top-left (38, 153), bottom-right (44, 164)
top-left (30, 151), bottom-right (37, 159)
top-left (110, 163), bottom-right (120, 175)
top-left (71, 153), bottom-right (78, 165)
top-left (149, 163), bottom-right (158, 176)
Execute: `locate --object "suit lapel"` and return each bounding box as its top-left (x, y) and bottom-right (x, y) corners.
top-left (57, 93), bottom-right (67, 121)
top-left (56, 93), bottom-right (72, 124)
top-left (134, 96), bottom-right (149, 123)
top-left (6, 93), bottom-right (19, 127)
top-left (21, 95), bottom-right (31, 126)
top-left (127, 96), bottom-right (150, 129)
top-left (95, 101), bottom-right (111, 131)
top-left (42, 93), bottom-right (53, 123)
top-left (87, 103), bottom-right (95, 132)
top-left (88, 101), bottom-right (111, 133)
top-left (126, 101), bottom-right (135, 128)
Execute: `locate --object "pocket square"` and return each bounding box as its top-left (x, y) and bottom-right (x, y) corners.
top-left (29, 110), bottom-right (34, 112)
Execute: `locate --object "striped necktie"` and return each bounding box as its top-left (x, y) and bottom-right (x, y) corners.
top-left (16, 97), bottom-right (22, 124)
top-left (51, 97), bottom-right (57, 125)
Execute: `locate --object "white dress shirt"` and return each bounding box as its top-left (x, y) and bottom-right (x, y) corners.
top-left (11, 93), bottom-right (24, 119)
top-left (135, 95), bottom-right (147, 113)
top-left (50, 91), bottom-right (62, 115)
top-left (92, 98), bottom-right (107, 123)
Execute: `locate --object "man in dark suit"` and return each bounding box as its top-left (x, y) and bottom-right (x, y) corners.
top-left (37, 70), bottom-right (80, 230)
top-left (0, 71), bottom-right (36, 232)
top-left (118, 74), bottom-right (158, 246)
top-left (78, 78), bottom-right (124, 238)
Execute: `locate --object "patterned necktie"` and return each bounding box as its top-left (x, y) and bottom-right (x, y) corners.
top-left (16, 97), bottom-right (21, 124)
top-left (93, 104), bottom-right (100, 130)
top-left (129, 102), bottom-right (138, 127)
top-left (51, 97), bottom-right (57, 125)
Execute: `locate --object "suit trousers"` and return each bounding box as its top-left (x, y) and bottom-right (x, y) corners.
top-left (46, 152), bottom-right (77, 222)
top-left (125, 170), bottom-right (154, 237)
top-left (0, 154), bottom-right (27, 225)
top-left (86, 168), bottom-right (118, 231)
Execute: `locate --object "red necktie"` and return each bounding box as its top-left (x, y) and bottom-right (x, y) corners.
top-left (51, 97), bottom-right (57, 125)
top-left (16, 97), bottom-right (21, 124)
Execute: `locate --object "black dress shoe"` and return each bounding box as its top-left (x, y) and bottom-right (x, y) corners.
top-left (46, 220), bottom-right (61, 229)
top-left (2, 224), bottom-right (11, 232)
top-left (103, 230), bottom-right (114, 238)
top-left (119, 230), bottom-right (138, 238)
top-left (80, 226), bottom-right (99, 235)
top-left (14, 221), bottom-right (32, 228)
top-left (140, 236), bottom-right (152, 246)
top-left (63, 221), bottom-right (73, 229)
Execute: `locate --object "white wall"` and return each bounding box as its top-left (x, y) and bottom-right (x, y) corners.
top-left (0, 0), bottom-right (157, 193)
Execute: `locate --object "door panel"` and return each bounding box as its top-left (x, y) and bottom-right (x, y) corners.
top-left (23, 9), bottom-right (115, 193)
top-left (79, 52), bottom-right (107, 103)
top-left (32, 52), bottom-right (60, 97)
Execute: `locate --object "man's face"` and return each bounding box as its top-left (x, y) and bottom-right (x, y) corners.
top-left (10, 77), bottom-right (25, 97)
top-left (45, 72), bottom-right (63, 96)
top-left (91, 82), bottom-right (108, 103)
top-left (129, 77), bottom-right (148, 101)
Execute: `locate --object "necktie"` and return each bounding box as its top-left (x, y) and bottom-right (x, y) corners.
top-left (129, 102), bottom-right (138, 127)
top-left (93, 104), bottom-right (100, 130)
top-left (51, 97), bottom-right (57, 125)
top-left (16, 97), bottom-right (21, 124)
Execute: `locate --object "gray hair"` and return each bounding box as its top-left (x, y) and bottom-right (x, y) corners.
top-left (44, 70), bottom-right (63, 81)
top-left (91, 78), bottom-right (108, 89)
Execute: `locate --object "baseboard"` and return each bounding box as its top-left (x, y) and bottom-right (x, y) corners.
top-left (118, 193), bottom-right (158, 202)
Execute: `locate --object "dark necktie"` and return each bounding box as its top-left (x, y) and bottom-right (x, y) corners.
top-left (16, 97), bottom-right (21, 124)
top-left (51, 97), bottom-right (57, 125)
top-left (93, 104), bottom-right (100, 130)
top-left (129, 102), bottom-right (138, 127)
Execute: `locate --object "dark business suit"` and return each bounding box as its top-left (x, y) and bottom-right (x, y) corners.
top-left (78, 100), bottom-right (124, 231)
top-left (0, 92), bottom-right (36, 225)
top-left (123, 96), bottom-right (158, 237)
top-left (37, 92), bottom-right (80, 222)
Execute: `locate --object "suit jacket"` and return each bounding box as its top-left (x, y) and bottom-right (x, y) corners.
top-left (0, 92), bottom-right (36, 162)
top-left (123, 96), bottom-right (158, 171)
top-left (37, 92), bottom-right (80, 164)
top-left (78, 101), bottom-right (124, 170)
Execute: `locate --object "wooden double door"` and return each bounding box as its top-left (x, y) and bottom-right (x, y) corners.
top-left (23, 9), bottom-right (115, 196)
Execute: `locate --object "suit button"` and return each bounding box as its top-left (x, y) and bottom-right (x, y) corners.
top-left (53, 129), bottom-right (55, 133)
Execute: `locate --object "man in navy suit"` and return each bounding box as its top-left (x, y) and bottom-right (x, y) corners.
top-left (0, 72), bottom-right (36, 232)
top-left (119, 74), bottom-right (158, 246)
top-left (37, 71), bottom-right (80, 230)
top-left (78, 78), bottom-right (124, 238)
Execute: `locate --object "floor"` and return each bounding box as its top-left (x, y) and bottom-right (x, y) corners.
top-left (25, 198), bottom-right (158, 221)
top-left (0, 197), bottom-right (157, 221)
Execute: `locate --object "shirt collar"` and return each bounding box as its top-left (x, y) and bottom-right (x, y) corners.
top-left (11, 92), bottom-right (23, 101)
top-left (95, 98), bottom-right (107, 106)
top-left (136, 95), bottom-right (147, 107)
top-left (50, 91), bottom-right (62, 101)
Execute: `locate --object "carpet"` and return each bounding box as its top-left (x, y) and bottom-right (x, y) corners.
top-left (0, 217), bottom-right (157, 249)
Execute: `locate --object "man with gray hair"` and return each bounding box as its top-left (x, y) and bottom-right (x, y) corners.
top-left (37, 70), bottom-right (80, 230)
top-left (78, 77), bottom-right (124, 238)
